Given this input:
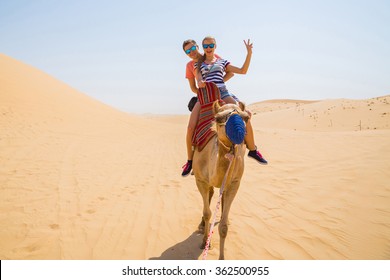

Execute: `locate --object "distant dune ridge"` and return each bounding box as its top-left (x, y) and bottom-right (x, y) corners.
top-left (250, 97), bottom-right (390, 131)
top-left (1, 53), bottom-right (390, 260)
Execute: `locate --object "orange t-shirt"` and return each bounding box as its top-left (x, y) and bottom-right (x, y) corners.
top-left (185, 54), bottom-right (221, 79)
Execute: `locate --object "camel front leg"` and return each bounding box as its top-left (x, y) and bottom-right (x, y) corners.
top-left (198, 187), bottom-right (214, 233)
top-left (218, 181), bottom-right (240, 260)
top-left (196, 180), bottom-right (212, 249)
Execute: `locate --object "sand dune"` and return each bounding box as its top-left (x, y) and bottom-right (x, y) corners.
top-left (249, 97), bottom-right (390, 131)
top-left (1, 54), bottom-right (389, 260)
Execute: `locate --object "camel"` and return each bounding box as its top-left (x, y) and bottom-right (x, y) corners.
top-left (193, 100), bottom-right (249, 260)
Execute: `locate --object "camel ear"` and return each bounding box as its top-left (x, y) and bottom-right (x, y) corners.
top-left (238, 101), bottom-right (246, 112)
top-left (213, 101), bottom-right (221, 114)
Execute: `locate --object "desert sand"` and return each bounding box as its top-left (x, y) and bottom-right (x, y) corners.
top-left (1, 53), bottom-right (389, 260)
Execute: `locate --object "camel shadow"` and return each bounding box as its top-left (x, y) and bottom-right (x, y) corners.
top-left (149, 231), bottom-right (204, 260)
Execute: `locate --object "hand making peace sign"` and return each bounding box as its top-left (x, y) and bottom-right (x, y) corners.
top-left (244, 39), bottom-right (253, 54)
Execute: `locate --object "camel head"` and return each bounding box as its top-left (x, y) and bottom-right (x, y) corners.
top-left (212, 101), bottom-right (250, 148)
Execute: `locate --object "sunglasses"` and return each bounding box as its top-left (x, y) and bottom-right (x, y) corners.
top-left (203, 43), bottom-right (215, 49)
top-left (185, 45), bottom-right (197, 54)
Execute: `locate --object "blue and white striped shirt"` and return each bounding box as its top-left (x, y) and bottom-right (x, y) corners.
top-left (196, 59), bottom-right (230, 92)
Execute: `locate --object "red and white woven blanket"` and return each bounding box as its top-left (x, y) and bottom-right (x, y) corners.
top-left (192, 82), bottom-right (225, 151)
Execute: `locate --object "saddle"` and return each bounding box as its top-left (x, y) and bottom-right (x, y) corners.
top-left (192, 82), bottom-right (225, 151)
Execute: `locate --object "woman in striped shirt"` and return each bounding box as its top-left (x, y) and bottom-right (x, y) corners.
top-left (195, 36), bottom-right (268, 166)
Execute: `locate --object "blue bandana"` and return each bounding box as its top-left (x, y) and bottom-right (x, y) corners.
top-left (225, 114), bottom-right (246, 144)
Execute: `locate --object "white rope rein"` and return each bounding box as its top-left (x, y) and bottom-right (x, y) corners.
top-left (201, 151), bottom-right (235, 260)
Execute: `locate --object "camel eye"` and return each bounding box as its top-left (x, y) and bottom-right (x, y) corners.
top-left (242, 114), bottom-right (249, 122)
top-left (239, 112), bottom-right (249, 122)
top-left (215, 114), bottom-right (227, 123)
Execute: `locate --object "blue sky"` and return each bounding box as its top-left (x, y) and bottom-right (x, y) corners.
top-left (1, 0), bottom-right (389, 114)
